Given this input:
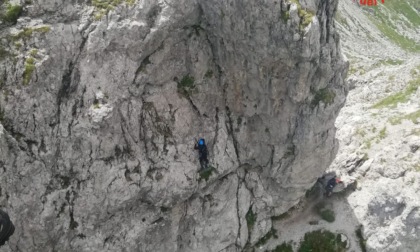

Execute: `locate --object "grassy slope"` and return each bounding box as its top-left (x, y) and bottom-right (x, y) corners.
top-left (366, 0), bottom-right (420, 52)
top-left (371, 73), bottom-right (420, 108)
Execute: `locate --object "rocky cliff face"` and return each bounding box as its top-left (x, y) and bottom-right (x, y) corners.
top-left (331, 1), bottom-right (420, 251)
top-left (0, 0), bottom-right (347, 251)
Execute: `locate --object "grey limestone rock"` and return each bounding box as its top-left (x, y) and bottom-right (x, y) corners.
top-left (0, 0), bottom-right (347, 251)
top-left (330, 0), bottom-right (420, 250)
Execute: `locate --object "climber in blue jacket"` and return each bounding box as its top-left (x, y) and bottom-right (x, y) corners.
top-left (194, 138), bottom-right (209, 170)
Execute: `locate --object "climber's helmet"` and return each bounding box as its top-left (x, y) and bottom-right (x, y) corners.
top-left (198, 139), bottom-right (205, 146)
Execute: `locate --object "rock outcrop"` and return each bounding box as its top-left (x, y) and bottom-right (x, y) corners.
top-left (331, 0), bottom-right (420, 251)
top-left (0, 0), bottom-right (347, 251)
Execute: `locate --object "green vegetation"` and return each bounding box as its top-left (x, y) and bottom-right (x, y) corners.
top-left (0, 47), bottom-right (10, 60)
top-left (35, 26), bottom-right (51, 33)
top-left (16, 28), bottom-right (34, 39)
top-left (361, 126), bottom-right (387, 150)
top-left (281, 10), bottom-right (290, 22)
top-left (204, 70), bottom-right (213, 79)
top-left (92, 0), bottom-right (135, 9)
top-left (383, 0), bottom-right (420, 26)
top-left (92, 0), bottom-right (136, 20)
top-left (255, 228), bottom-right (278, 247)
top-left (371, 76), bottom-right (420, 109)
top-left (356, 128), bottom-right (367, 137)
top-left (23, 57), bottom-right (35, 85)
top-left (363, 138), bottom-right (372, 150)
top-left (12, 26), bottom-right (51, 41)
top-left (373, 59), bottom-right (404, 68)
top-left (413, 65), bottom-right (420, 75)
top-left (368, 4), bottom-right (420, 52)
top-left (177, 75), bottom-right (195, 97)
top-left (410, 65), bottom-right (420, 77)
top-left (14, 42), bottom-right (22, 50)
top-left (271, 212), bottom-right (290, 221)
top-left (284, 145), bottom-right (295, 158)
top-left (378, 127), bottom-right (387, 139)
top-left (315, 202), bottom-right (335, 223)
top-left (270, 242), bottom-right (293, 252)
top-left (335, 11), bottom-right (349, 28)
top-left (93, 99), bottom-right (100, 109)
top-left (298, 8), bottom-right (314, 30)
top-left (410, 128), bottom-right (420, 136)
top-left (383, 59), bottom-right (404, 65)
top-left (284, 0), bottom-right (314, 29)
top-left (289, 0), bottom-right (314, 30)
top-left (413, 163), bottom-right (420, 172)
top-left (30, 49), bottom-right (38, 57)
top-left (198, 166), bottom-right (215, 182)
top-left (408, 0), bottom-right (420, 11)
top-left (319, 209), bottom-right (335, 222)
top-left (389, 109), bottom-right (420, 125)
top-left (311, 88), bottom-right (335, 108)
top-left (298, 230), bottom-right (347, 252)
top-left (356, 226), bottom-right (367, 252)
top-left (2, 4), bottom-right (22, 24)
top-left (246, 207), bottom-right (257, 232)
top-left (0, 106), bottom-right (4, 123)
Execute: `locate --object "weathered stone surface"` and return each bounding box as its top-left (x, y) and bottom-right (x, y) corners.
top-left (0, 0), bottom-right (347, 251)
top-left (329, 0), bottom-right (420, 251)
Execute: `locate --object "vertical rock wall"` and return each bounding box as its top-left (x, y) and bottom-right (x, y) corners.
top-left (0, 0), bottom-right (347, 251)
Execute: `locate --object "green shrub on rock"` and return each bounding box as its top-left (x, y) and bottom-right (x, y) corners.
top-left (298, 230), bottom-right (347, 252)
top-left (23, 57), bottom-right (35, 85)
top-left (271, 242), bottom-right (293, 252)
top-left (177, 75), bottom-right (195, 97)
top-left (319, 209), bottom-right (335, 223)
top-left (245, 207), bottom-right (257, 231)
top-left (311, 88), bottom-right (336, 108)
top-left (2, 4), bottom-right (22, 24)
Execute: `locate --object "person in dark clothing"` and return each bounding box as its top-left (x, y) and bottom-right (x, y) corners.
top-left (325, 176), bottom-right (341, 197)
top-left (194, 138), bottom-right (209, 170)
top-left (0, 209), bottom-right (14, 247)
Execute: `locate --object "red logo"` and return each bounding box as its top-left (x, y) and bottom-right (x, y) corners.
top-left (359, 0), bottom-right (385, 5)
